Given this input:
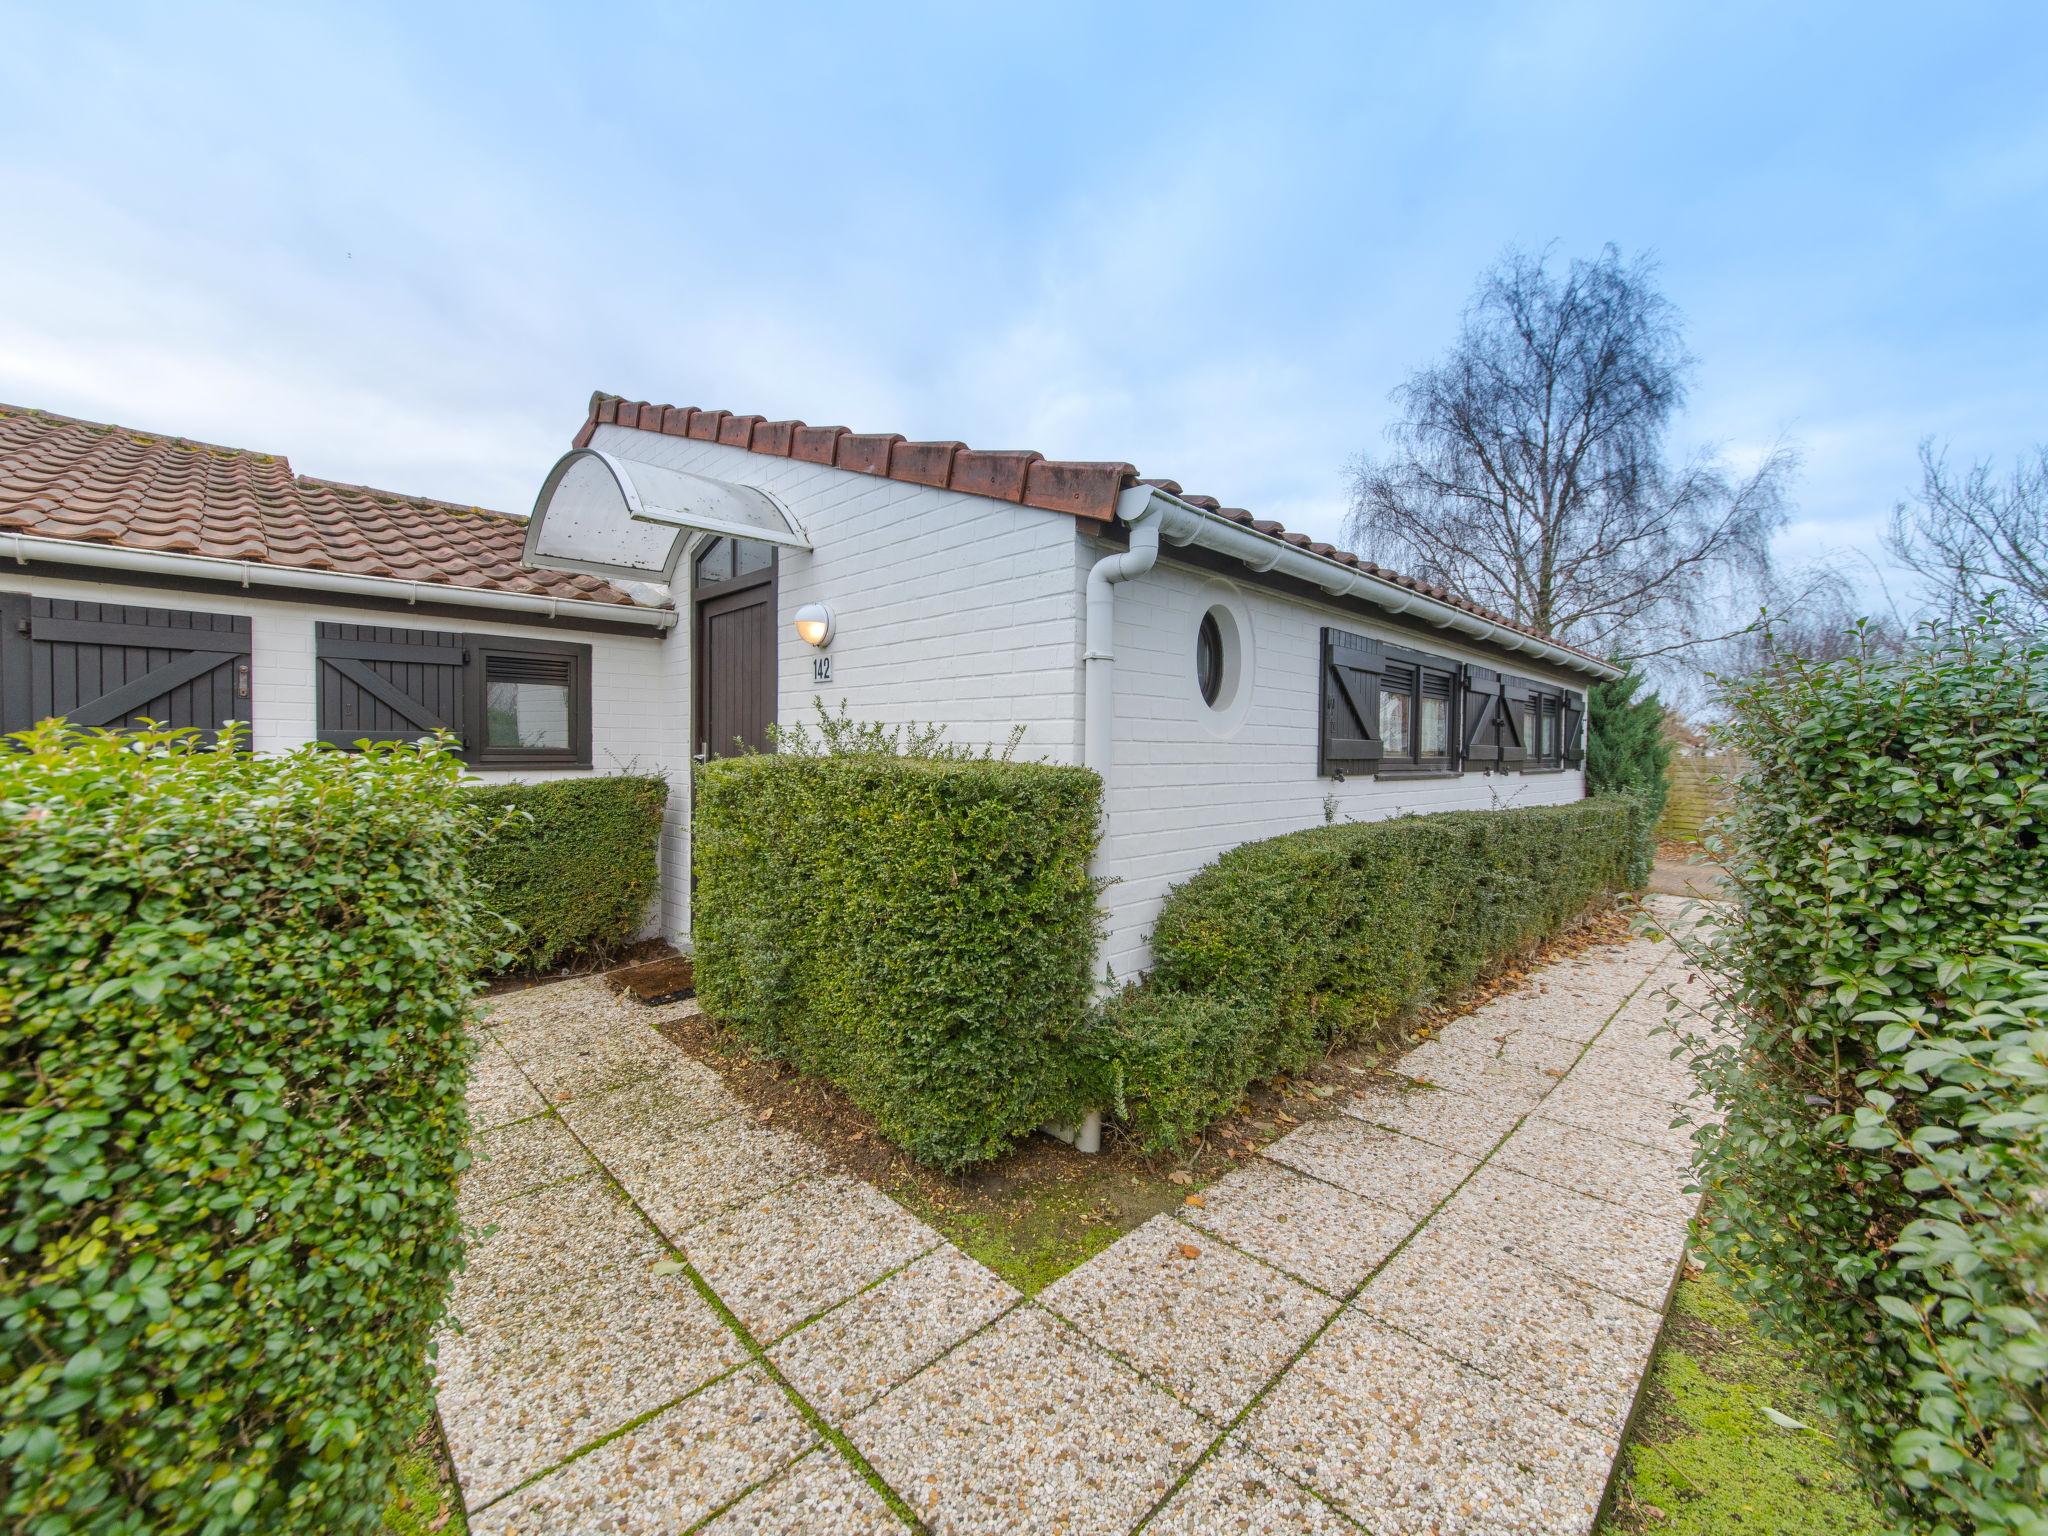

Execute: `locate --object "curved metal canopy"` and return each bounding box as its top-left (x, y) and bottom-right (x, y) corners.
top-left (522, 448), bottom-right (809, 584)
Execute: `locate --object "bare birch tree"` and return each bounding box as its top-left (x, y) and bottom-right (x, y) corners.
top-left (1345, 245), bottom-right (1796, 659)
top-left (1885, 441), bottom-right (2048, 627)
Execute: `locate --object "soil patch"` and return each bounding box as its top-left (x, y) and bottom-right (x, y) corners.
top-left (480, 939), bottom-right (673, 998)
top-left (641, 904), bottom-right (1639, 1295)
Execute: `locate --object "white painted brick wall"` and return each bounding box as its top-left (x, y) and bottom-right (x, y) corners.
top-left (1097, 550), bottom-right (1589, 981)
top-left (590, 426), bottom-right (1089, 943)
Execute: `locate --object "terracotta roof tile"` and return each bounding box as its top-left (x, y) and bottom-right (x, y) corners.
top-left (0, 404), bottom-right (647, 608)
top-left (578, 391), bottom-right (1594, 660)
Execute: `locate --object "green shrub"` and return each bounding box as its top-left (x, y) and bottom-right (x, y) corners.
top-left (1085, 797), bottom-right (1643, 1153)
top-left (1694, 620), bottom-right (2048, 1535)
top-left (0, 723), bottom-right (488, 1536)
top-left (692, 739), bottom-right (1100, 1171)
top-left (465, 774), bottom-right (667, 971)
top-left (1588, 665), bottom-right (1672, 879)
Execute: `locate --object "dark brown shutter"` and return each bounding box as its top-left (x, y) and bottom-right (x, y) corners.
top-left (1460, 664), bottom-right (1500, 768)
top-left (1497, 675), bottom-right (1533, 767)
top-left (1, 596), bottom-right (251, 741)
top-left (315, 622), bottom-right (465, 746)
top-left (1319, 627), bottom-right (1385, 776)
top-left (1562, 690), bottom-right (1586, 766)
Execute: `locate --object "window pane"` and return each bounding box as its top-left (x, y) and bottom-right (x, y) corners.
top-left (1380, 690), bottom-right (1411, 756)
top-left (1420, 694), bottom-right (1450, 756)
top-left (732, 538), bottom-right (774, 578)
top-left (1196, 613), bottom-right (1222, 706)
top-left (1541, 704), bottom-right (1559, 759)
top-left (486, 679), bottom-right (571, 750)
top-left (693, 537), bottom-right (732, 584)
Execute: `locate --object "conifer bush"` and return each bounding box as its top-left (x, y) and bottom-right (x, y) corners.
top-left (0, 724), bottom-right (487, 1536)
top-left (1693, 619), bottom-right (2048, 1535)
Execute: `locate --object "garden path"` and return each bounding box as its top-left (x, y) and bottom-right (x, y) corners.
top-left (440, 895), bottom-right (1715, 1535)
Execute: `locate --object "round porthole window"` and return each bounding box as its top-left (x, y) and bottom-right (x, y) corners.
top-left (1195, 610), bottom-right (1224, 707)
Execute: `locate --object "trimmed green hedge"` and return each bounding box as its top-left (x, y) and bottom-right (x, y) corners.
top-left (692, 750), bottom-right (1100, 1171)
top-left (1, 724), bottom-right (488, 1536)
top-left (466, 774), bottom-right (667, 971)
top-left (1083, 797), bottom-right (1646, 1152)
top-left (1696, 622), bottom-right (2048, 1535)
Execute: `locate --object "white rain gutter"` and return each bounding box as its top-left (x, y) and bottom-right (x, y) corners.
top-left (0, 532), bottom-right (679, 631)
top-left (1108, 488), bottom-right (1619, 683)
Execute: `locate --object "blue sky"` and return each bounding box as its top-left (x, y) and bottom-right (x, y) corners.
top-left (3, 3), bottom-right (2043, 612)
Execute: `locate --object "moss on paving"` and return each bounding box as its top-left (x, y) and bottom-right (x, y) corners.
top-left (1599, 1270), bottom-right (1882, 1536)
top-left (889, 1170), bottom-right (1173, 1296)
top-left (382, 1441), bottom-right (466, 1535)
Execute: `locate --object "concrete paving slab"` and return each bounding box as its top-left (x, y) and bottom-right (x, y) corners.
top-left (459, 1112), bottom-right (593, 1214)
top-left (1178, 1158), bottom-right (1418, 1296)
top-left (702, 1448), bottom-right (905, 1536)
top-left (845, 1306), bottom-right (1205, 1536)
top-left (685, 1173), bottom-right (940, 1342)
top-left (1428, 1165), bottom-right (1691, 1309)
top-left (1242, 1311), bottom-right (1612, 1536)
top-left (468, 1366), bottom-right (813, 1536)
top-left (1262, 1115), bottom-right (1482, 1219)
top-left (559, 1082), bottom-right (823, 1239)
top-left (1356, 1224), bottom-right (1663, 1442)
top-left (770, 1244), bottom-right (1019, 1420)
top-left (1393, 1031), bottom-right (1572, 1108)
top-left (1536, 1073), bottom-right (1704, 1154)
top-left (1041, 1215), bottom-right (1336, 1421)
top-left (1337, 1075), bottom-right (1526, 1160)
top-left (1144, 1444), bottom-right (1358, 1536)
top-left (466, 1034), bottom-right (547, 1132)
top-left (1490, 1114), bottom-right (1698, 1222)
top-left (499, 1013), bottom-right (704, 1107)
top-left (437, 1177), bottom-right (747, 1507)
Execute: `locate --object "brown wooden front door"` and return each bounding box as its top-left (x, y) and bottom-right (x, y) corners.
top-left (692, 537), bottom-right (777, 759)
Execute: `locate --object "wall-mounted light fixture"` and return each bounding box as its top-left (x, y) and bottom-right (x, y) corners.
top-left (793, 602), bottom-right (835, 647)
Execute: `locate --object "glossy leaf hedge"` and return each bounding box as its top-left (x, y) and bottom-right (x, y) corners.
top-left (692, 747), bottom-right (1100, 1171)
top-left (1086, 796), bottom-right (1646, 1151)
top-left (466, 773), bottom-right (667, 971)
top-left (1693, 621), bottom-right (2048, 1536)
top-left (0, 724), bottom-right (488, 1535)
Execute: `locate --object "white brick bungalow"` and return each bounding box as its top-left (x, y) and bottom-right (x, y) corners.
top-left (0, 395), bottom-right (1616, 982)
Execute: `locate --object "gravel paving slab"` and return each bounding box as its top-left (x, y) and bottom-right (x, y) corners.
top-left (467, 1035), bottom-right (547, 1132)
top-left (559, 1084), bottom-right (824, 1239)
top-left (1177, 1159), bottom-right (1418, 1296)
top-left (1392, 1032), bottom-right (1572, 1108)
top-left (1536, 1073), bottom-right (1705, 1153)
top-left (684, 1174), bottom-right (940, 1342)
top-left (770, 1244), bottom-right (1019, 1420)
top-left (1489, 1114), bottom-right (1698, 1221)
top-left (1338, 1075), bottom-right (1526, 1160)
top-left (1144, 1444), bottom-right (1358, 1536)
top-left (437, 1177), bottom-right (747, 1506)
top-left (1261, 1115), bottom-right (1482, 1219)
top-left (1566, 1039), bottom-right (1706, 1108)
top-left (846, 1305), bottom-right (1205, 1536)
top-left (483, 976), bottom-right (644, 1035)
top-left (701, 1448), bottom-right (906, 1535)
top-left (1412, 1013), bottom-right (1588, 1072)
top-left (500, 1015), bottom-right (705, 1107)
top-left (1465, 989), bottom-right (1621, 1045)
top-left (468, 1366), bottom-right (814, 1535)
top-left (1040, 1215), bottom-right (1336, 1421)
top-left (1241, 1311), bottom-right (1612, 1536)
top-left (460, 1113), bottom-right (594, 1213)
top-left (1427, 1165), bottom-right (1690, 1309)
top-left (1355, 1225), bottom-right (1662, 1442)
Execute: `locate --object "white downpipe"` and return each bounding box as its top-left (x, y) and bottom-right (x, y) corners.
top-left (1, 532), bottom-right (678, 630)
top-left (1082, 486), bottom-right (1168, 782)
top-left (1051, 486), bottom-right (1167, 1157)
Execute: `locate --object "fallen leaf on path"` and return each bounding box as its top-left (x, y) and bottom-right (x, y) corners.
top-left (1176, 1243), bottom-right (1201, 1260)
